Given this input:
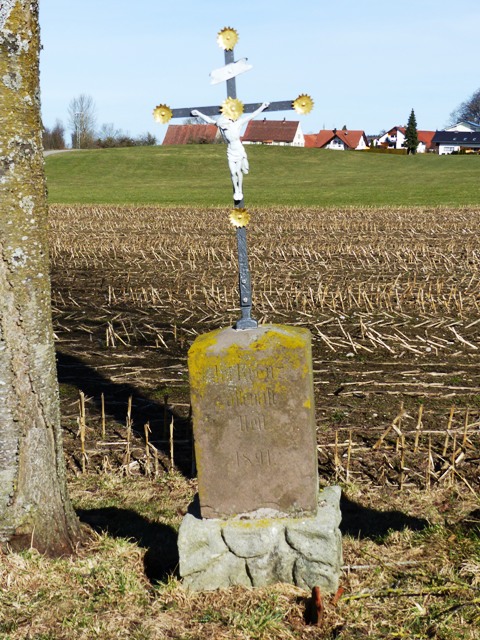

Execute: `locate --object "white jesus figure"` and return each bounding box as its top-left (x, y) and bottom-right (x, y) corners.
top-left (191, 102), bottom-right (270, 201)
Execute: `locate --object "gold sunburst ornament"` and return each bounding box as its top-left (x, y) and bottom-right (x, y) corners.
top-left (221, 97), bottom-right (244, 120)
top-left (217, 27), bottom-right (239, 50)
top-left (229, 208), bottom-right (251, 228)
top-left (293, 94), bottom-right (314, 115)
top-left (153, 104), bottom-right (173, 124)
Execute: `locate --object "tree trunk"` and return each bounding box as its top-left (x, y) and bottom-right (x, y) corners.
top-left (0, 0), bottom-right (81, 555)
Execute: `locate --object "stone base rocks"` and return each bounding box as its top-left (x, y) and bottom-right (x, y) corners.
top-left (178, 486), bottom-right (342, 592)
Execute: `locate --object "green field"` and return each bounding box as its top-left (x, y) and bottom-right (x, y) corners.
top-left (45, 145), bottom-right (480, 207)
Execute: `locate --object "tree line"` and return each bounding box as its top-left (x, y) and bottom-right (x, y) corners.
top-left (42, 93), bottom-right (156, 150)
top-left (43, 88), bottom-right (480, 152)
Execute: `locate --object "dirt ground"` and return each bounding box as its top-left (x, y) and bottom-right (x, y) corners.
top-left (49, 204), bottom-right (480, 496)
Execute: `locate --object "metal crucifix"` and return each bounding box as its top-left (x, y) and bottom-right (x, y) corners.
top-left (153, 27), bottom-right (313, 330)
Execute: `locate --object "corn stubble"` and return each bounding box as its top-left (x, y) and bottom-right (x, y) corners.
top-left (50, 204), bottom-right (480, 488)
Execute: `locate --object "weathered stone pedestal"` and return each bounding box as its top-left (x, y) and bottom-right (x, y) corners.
top-left (181, 324), bottom-right (342, 591)
top-left (179, 486), bottom-right (342, 591)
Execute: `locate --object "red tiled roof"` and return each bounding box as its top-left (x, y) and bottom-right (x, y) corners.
top-left (304, 134), bottom-right (318, 148)
top-left (311, 130), bottom-right (367, 149)
top-left (163, 124), bottom-right (218, 145)
top-left (314, 130), bottom-right (336, 147)
top-left (417, 130), bottom-right (436, 148)
top-left (334, 130), bottom-right (366, 149)
top-left (242, 119), bottom-right (300, 143)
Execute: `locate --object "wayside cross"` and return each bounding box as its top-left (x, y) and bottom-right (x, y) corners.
top-left (153, 27), bottom-right (313, 330)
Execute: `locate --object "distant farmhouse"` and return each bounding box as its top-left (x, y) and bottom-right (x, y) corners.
top-left (432, 121), bottom-right (480, 155)
top-left (242, 119), bottom-right (304, 146)
top-left (163, 124), bottom-right (220, 145)
top-left (162, 118), bottom-right (480, 155)
top-left (376, 126), bottom-right (436, 153)
top-left (305, 129), bottom-right (368, 151)
top-left (162, 119), bottom-right (304, 146)
top-left (445, 121), bottom-right (480, 133)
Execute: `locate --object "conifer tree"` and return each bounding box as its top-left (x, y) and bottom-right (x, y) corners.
top-left (404, 108), bottom-right (418, 155)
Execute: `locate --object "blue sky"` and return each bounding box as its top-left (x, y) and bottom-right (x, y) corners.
top-left (39, 0), bottom-right (480, 143)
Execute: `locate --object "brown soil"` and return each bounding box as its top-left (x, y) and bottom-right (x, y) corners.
top-left (50, 204), bottom-right (480, 495)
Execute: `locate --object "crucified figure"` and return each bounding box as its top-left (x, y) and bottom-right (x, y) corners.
top-left (191, 102), bottom-right (270, 202)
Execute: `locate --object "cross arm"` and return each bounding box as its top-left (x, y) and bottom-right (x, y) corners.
top-left (171, 100), bottom-right (297, 120)
top-left (244, 100), bottom-right (295, 114)
top-left (172, 105), bottom-right (220, 119)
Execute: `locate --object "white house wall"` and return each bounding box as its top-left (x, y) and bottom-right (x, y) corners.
top-left (377, 129), bottom-right (404, 148)
top-left (355, 137), bottom-right (368, 150)
top-left (395, 131), bottom-right (405, 149)
top-left (292, 124), bottom-right (305, 147)
top-left (438, 144), bottom-right (460, 155)
top-left (377, 128), bottom-right (428, 153)
top-left (326, 138), bottom-right (346, 150)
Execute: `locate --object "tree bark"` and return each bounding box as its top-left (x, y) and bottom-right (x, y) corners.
top-left (0, 0), bottom-right (81, 555)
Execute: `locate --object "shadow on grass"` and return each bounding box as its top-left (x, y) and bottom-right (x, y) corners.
top-left (461, 508), bottom-right (480, 534)
top-left (57, 351), bottom-right (193, 476)
top-left (77, 506), bottom-right (179, 583)
top-left (340, 493), bottom-right (429, 540)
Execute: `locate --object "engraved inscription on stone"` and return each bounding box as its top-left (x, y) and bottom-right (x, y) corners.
top-left (209, 363), bottom-right (276, 384)
top-left (239, 414), bottom-right (266, 432)
top-left (236, 449), bottom-right (272, 467)
top-left (227, 387), bottom-right (277, 408)
top-left (188, 324), bottom-right (318, 518)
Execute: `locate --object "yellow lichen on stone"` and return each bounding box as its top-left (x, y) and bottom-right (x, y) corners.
top-left (188, 325), bottom-right (313, 401)
top-left (254, 326), bottom-right (308, 351)
top-left (221, 518), bottom-right (279, 530)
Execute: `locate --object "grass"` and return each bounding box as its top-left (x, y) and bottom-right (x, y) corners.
top-left (45, 145), bottom-right (480, 207)
top-left (1, 474), bottom-right (478, 639)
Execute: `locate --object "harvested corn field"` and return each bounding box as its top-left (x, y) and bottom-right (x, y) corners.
top-left (50, 204), bottom-right (480, 490)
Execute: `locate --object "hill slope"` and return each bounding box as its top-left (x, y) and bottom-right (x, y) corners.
top-left (45, 145), bottom-right (480, 207)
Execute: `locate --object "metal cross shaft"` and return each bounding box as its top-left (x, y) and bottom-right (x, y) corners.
top-left (222, 46), bottom-right (299, 330)
top-left (235, 225), bottom-right (256, 330)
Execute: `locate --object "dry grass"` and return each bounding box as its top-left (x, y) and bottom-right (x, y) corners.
top-left (0, 475), bottom-right (478, 639)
